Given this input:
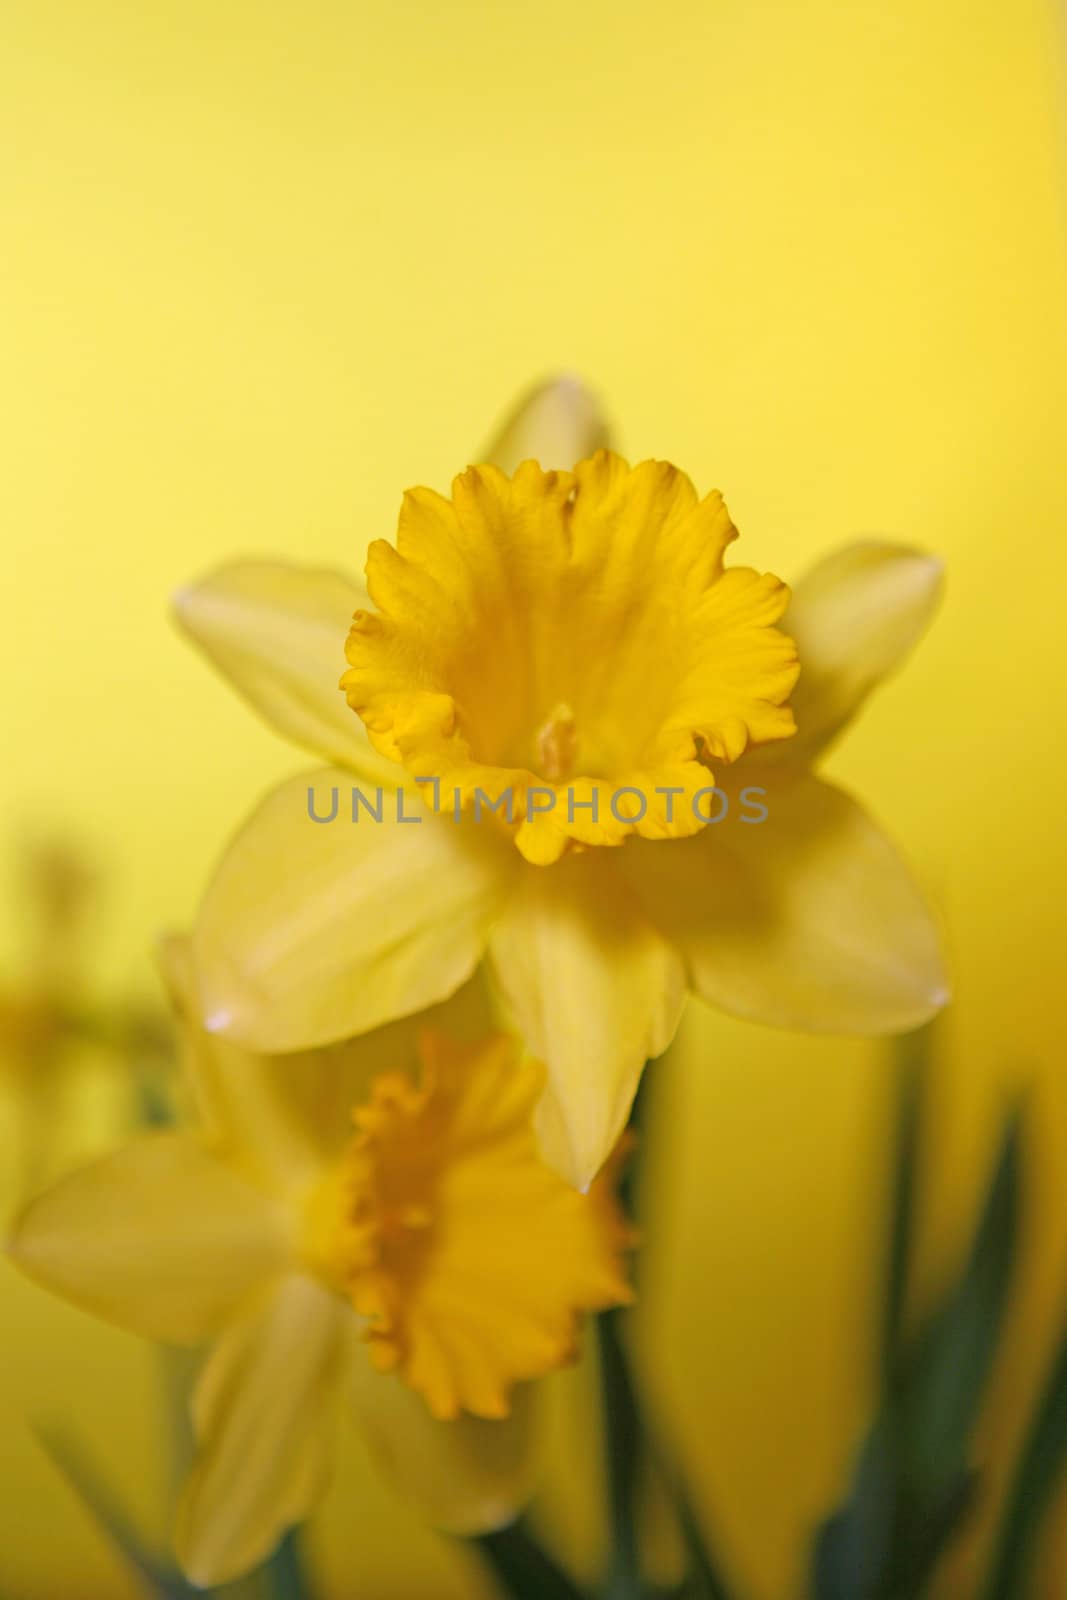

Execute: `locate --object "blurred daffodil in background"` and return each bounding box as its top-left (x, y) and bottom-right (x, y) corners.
top-left (0, 837), bottom-right (174, 1209)
top-left (10, 941), bottom-right (631, 1586)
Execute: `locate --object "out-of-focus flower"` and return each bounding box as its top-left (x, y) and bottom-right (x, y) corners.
top-left (0, 835), bottom-right (178, 1204)
top-left (479, 372), bottom-right (611, 477)
top-left (176, 379), bottom-right (947, 1188)
top-left (7, 940), bottom-right (632, 1587)
top-left (0, 838), bottom-right (96, 1083)
top-left (0, 837), bottom-right (177, 1206)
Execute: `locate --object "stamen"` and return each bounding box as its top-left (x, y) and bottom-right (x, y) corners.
top-left (396, 1203), bottom-right (432, 1230)
top-left (536, 703), bottom-right (578, 781)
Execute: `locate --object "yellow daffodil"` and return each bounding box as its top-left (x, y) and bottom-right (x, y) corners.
top-left (341, 453), bottom-right (798, 864)
top-left (8, 942), bottom-right (631, 1586)
top-left (176, 379), bottom-right (947, 1188)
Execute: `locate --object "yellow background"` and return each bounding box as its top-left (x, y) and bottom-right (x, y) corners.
top-left (2, 0), bottom-right (1067, 1594)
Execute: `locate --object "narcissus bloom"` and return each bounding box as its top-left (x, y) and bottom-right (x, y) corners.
top-left (8, 945), bottom-right (630, 1586)
top-left (177, 380), bottom-right (947, 1188)
top-left (341, 453), bottom-right (798, 864)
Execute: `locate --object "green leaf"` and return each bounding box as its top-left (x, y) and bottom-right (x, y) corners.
top-left (595, 1055), bottom-right (742, 1600)
top-left (982, 1307), bottom-right (1067, 1600)
top-left (810, 1049), bottom-right (1016, 1600)
top-left (34, 1424), bottom-right (193, 1598)
top-left (899, 1109), bottom-right (1022, 1504)
top-left (597, 1308), bottom-right (645, 1600)
top-left (596, 1306), bottom-right (741, 1600)
top-left (666, 1478), bottom-right (737, 1600)
top-left (473, 1520), bottom-right (588, 1600)
top-left (811, 1420), bottom-right (897, 1600)
top-left (893, 1470), bottom-right (976, 1595)
top-left (262, 1531), bottom-right (314, 1600)
top-left (883, 1029), bottom-right (929, 1387)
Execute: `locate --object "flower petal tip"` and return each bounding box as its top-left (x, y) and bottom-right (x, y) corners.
top-left (170, 583), bottom-right (194, 620)
top-left (915, 551), bottom-right (946, 590)
top-left (552, 371), bottom-right (591, 398)
top-left (180, 1562), bottom-right (214, 1593)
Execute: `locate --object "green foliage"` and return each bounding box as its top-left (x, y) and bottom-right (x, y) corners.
top-left (982, 1309), bottom-right (1067, 1599)
top-left (475, 1523), bottom-right (589, 1600)
top-left (807, 1027), bottom-right (1067, 1600)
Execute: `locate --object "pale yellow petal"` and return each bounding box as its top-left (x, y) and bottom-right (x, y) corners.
top-left (7, 1134), bottom-right (286, 1343)
top-left (483, 373), bottom-right (611, 474)
top-left (158, 931), bottom-right (332, 1185)
top-left (159, 933), bottom-right (494, 1183)
top-left (350, 1361), bottom-right (541, 1533)
top-left (177, 1274), bottom-right (346, 1587)
top-left (173, 560), bottom-right (395, 778)
top-left (193, 769), bottom-right (515, 1052)
top-left (754, 540), bottom-right (944, 767)
top-left (622, 773), bottom-right (948, 1034)
top-left (488, 852), bottom-right (686, 1189)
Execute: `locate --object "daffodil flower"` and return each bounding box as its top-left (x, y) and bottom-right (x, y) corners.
top-left (177, 379), bottom-right (947, 1188)
top-left (8, 943), bottom-right (631, 1587)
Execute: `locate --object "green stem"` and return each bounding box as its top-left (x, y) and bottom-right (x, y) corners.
top-left (595, 1056), bottom-right (740, 1600)
top-left (475, 1520), bottom-right (589, 1600)
top-left (597, 1307), bottom-right (644, 1599)
top-left (263, 1530), bottom-right (312, 1600)
top-left (883, 1031), bottom-right (926, 1393)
